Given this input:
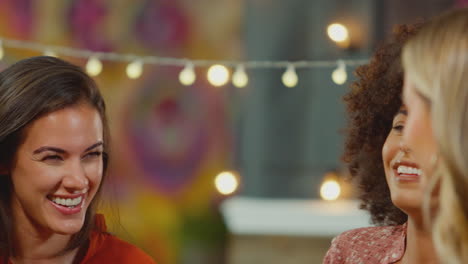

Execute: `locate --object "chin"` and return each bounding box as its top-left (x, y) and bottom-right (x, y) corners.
top-left (394, 202), bottom-right (422, 216)
top-left (391, 195), bottom-right (422, 211)
top-left (51, 218), bottom-right (86, 235)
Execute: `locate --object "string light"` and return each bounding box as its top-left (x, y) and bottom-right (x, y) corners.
top-left (282, 64), bottom-right (298, 87)
top-left (331, 60), bottom-right (347, 85)
top-left (86, 56), bottom-right (103, 77)
top-left (232, 64), bottom-right (248, 88)
top-left (179, 62), bottom-right (196, 86)
top-left (207, 64), bottom-right (230, 87)
top-left (0, 37), bottom-right (368, 85)
top-left (126, 59), bottom-right (143, 79)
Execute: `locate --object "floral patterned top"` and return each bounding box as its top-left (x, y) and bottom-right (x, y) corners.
top-left (323, 223), bottom-right (407, 264)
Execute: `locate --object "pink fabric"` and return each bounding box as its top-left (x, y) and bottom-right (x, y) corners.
top-left (323, 223), bottom-right (406, 264)
top-left (456, 0), bottom-right (468, 7)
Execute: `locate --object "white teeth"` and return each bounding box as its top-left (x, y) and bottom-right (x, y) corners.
top-left (51, 196), bottom-right (82, 207)
top-left (397, 165), bottom-right (421, 175)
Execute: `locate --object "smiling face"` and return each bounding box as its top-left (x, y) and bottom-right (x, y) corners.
top-left (382, 106), bottom-right (425, 215)
top-left (402, 75), bottom-right (438, 177)
top-left (10, 103), bottom-right (104, 236)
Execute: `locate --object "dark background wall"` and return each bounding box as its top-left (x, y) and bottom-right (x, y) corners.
top-left (238, 0), bottom-right (454, 198)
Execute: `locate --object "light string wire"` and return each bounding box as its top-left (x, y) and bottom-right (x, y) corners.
top-left (0, 37), bottom-right (369, 69)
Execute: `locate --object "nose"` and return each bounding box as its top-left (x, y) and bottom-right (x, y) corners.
top-left (62, 159), bottom-right (89, 191)
top-left (399, 140), bottom-right (411, 154)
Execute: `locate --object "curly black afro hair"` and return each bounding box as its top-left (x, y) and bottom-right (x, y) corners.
top-left (343, 23), bottom-right (423, 226)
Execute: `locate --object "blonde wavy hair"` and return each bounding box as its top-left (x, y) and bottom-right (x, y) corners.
top-left (402, 7), bottom-right (468, 264)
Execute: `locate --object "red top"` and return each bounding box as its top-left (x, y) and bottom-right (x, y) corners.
top-left (323, 223), bottom-right (406, 264)
top-left (79, 214), bottom-right (156, 263)
top-left (2, 214), bottom-right (156, 264)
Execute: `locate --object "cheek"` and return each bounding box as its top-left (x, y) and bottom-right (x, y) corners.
top-left (403, 115), bottom-right (418, 149)
top-left (11, 163), bottom-right (63, 203)
top-left (382, 134), bottom-right (397, 170)
top-left (403, 104), bottom-right (427, 154)
top-left (382, 142), bottom-right (392, 183)
top-left (404, 111), bottom-right (436, 172)
top-left (84, 161), bottom-right (103, 188)
top-left (382, 141), bottom-right (390, 166)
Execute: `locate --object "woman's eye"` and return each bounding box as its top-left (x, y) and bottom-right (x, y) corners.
top-left (42, 155), bottom-right (63, 161)
top-left (84, 151), bottom-right (102, 159)
top-left (393, 124), bottom-right (404, 132)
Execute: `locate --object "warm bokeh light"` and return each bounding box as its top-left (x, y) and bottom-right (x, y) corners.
top-left (86, 56), bottom-right (103, 77)
top-left (327, 23), bottom-right (349, 43)
top-left (282, 65), bottom-right (298, 87)
top-left (332, 66), bottom-right (347, 85)
top-left (126, 60), bottom-right (143, 79)
top-left (215, 171), bottom-right (239, 195)
top-left (232, 65), bottom-right (248, 88)
top-left (179, 63), bottom-right (196, 86)
top-left (320, 179), bottom-right (341, 201)
top-left (207, 64), bottom-right (230, 87)
top-left (0, 43), bottom-right (4, 60)
top-left (43, 49), bottom-right (57, 57)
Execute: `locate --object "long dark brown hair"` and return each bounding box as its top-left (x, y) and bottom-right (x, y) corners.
top-left (0, 56), bottom-right (110, 260)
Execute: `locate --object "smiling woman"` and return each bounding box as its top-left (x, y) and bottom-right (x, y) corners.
top-left (0, 56), bottom-right (156, 263)
top-left (401, 7), bottom-right (468, 264)
top-left (323, 23), bottom-right (440, 264)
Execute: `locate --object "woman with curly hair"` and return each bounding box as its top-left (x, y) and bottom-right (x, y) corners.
top-left (323, 23), bottom-right (439, 264)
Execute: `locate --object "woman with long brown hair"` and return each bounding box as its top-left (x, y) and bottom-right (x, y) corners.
top-left (0, 56), bottom-right (156, 263)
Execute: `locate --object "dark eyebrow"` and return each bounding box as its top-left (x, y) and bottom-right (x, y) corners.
top-left (398, 109), bottom-right (408, 115)
top-left (33, 141), bottom-right (103, 155)
top-left (33, 147), bottom-right (65, 155)
top-left (84, 142), bottom-right (104, 152)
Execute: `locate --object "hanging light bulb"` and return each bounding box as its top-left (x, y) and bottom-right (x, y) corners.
top-left (207, 64), bottom-right (230, 87)
top-left (0, 40), bottom-right (4, 60)
top-left (332, 60), bottom-right (347, 85)
top-left (43, 49), bottom-right (57, 57)
top-left (282, 64), bottom-right (298, 87)
top-left (126, 59), bottom-right (143, 79)
top-left (232, 65), bottom-right (249, 88)
top-left (214, 171), bottom-right (240, 195)
top-left (86, 56), bottom-right (103, 77)
top-left (179, 62), bottom-right (196, 86)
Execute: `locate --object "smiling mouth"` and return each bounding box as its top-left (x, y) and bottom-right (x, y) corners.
top-left (397, 165), bottom-right (422, 176)
top-left (47, 195), bottom-right (83, 209)
top-left (394, 164), bottom-right (422, 182)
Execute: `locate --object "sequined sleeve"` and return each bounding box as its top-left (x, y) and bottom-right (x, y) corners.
top-left (322, 224), bottom-right (406, 264)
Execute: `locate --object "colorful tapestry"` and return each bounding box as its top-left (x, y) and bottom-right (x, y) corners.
top-left (0, 0), bottom-right (242, 263)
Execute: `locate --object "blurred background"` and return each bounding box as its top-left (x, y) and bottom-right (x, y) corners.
top-left (0, 0), bottom-right (465, 263)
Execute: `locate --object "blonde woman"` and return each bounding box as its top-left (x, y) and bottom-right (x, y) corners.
top-left (401, 7), bottom-right (468, 264)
